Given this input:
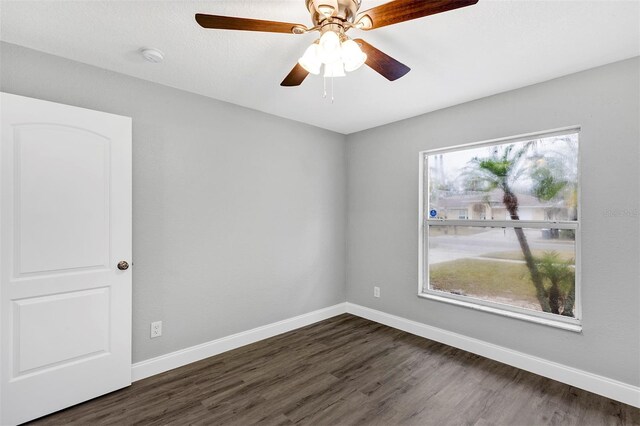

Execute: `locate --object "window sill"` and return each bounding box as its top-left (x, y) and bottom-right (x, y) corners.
top-left (417, 292), bottom-right (582, 333)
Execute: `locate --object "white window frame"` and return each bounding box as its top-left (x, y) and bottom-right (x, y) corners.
top-left (418, 126), bottom-right (582, 332)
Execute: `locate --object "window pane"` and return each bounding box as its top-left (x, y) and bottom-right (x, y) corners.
top-left (428, 133), bottom-right (578, 221)
top-left (427, 225), bottom-right (576, 317)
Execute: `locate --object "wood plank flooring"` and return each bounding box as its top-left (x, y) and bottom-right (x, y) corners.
top-left (29, 314), bottom-right (639, 426)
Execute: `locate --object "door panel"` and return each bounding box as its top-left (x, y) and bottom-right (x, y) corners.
top-left (14, 288), bottom-right (110, 374)
top-left (16, 124), bottom-right (110, 275)
top-left (1, 93), bottom-right (132, 425)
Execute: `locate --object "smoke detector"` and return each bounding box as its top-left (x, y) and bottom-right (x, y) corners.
top-left (140, 48), bottom-right (164, 63)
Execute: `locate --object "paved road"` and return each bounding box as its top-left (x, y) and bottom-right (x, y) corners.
top-left (428, 228), bottom-right (574, 265)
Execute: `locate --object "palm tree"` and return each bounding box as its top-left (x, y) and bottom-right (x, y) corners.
top-left (536, 251), bottom-right (575, 316)
top-left (465, 144), bottom-right (551, 312)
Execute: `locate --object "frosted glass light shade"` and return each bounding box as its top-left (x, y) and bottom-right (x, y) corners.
top-left (318, 31), bottom-right (342, 64)
top-left (341, 39), bottom-right (367, 72)
top-left (298, 44), bottom-right (322, 75)
top-left (324, 61), bottom-right (345, 78)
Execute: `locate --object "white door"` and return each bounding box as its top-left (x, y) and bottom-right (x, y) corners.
top-left (0, 93), bottom-right (132, 425)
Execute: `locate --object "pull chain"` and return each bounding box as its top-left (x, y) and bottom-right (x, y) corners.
top-left (321, 68), bottom-right (336, 103)
top-left (323, 75), bottom-right (327, 98)
top-left (331, 76), bottom-right (334, 103)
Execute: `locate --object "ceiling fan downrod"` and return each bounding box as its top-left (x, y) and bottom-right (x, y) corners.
top-left (305, 0), bottom-right (362, 28)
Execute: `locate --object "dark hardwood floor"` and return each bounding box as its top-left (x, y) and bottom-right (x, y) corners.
top-left (29, 314), bottom-right (639, 426)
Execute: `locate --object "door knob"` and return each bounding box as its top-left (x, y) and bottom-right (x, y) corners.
top-left (117, 261), bottom-right (129, 271)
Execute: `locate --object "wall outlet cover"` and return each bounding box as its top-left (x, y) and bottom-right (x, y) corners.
top-left (151, 321), bottom-right (162, 338)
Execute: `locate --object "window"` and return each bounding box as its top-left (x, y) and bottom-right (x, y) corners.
top-left (419, 128), bottom-right (580, 331)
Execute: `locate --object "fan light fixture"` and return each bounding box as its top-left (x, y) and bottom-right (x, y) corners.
top-left (195, 0), bottom-right (480, 89)
top-left (324, 61), bottom-right (345, 78)
top-left (298, 30), bottom-right (367, 77)
top-left (299, 43), bottom-right (322, 75)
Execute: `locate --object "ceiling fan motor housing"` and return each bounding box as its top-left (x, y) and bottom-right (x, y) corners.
top-left (306, 0), bottom-right (361, 26)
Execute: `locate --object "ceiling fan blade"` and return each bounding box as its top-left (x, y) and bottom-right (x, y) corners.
top-left (356, 0), bottom-right (478, 30)
top-left (355, 39), bottom-right (410, 81)
top-left (281, 63), bottom-right (310, 87)
top-left (195, 14), bottom-right (305, 34)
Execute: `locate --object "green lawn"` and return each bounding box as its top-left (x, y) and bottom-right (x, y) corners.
top-left (430, 259), bottom-right (540, 307)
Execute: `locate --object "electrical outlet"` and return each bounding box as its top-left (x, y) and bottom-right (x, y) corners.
top-left (151, 321), bottom-right (162, 338)
top-left (374, 286), bottom-right (380, 298)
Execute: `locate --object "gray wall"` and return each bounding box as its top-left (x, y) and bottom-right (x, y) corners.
top-left (1, 42), bottom-right (347, 363)
top-left (346, 57), bottom-right (640, 386)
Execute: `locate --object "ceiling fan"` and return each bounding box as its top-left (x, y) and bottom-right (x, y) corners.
top-left (195, 0), bottom-right (478, 87)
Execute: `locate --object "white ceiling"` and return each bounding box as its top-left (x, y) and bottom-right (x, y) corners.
top-left (1, 0), bottom-right (639, 134)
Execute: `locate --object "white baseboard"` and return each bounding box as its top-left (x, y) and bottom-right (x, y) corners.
top-left (131, 303), bottom-right (347, 382)
top-left (345, 302), bottom-right (640, 408)
top-left (130, 301), bottom-right (638, 408)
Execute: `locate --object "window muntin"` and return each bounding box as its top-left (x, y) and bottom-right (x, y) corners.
top-left (421, 129), bottom-right (580, 326)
